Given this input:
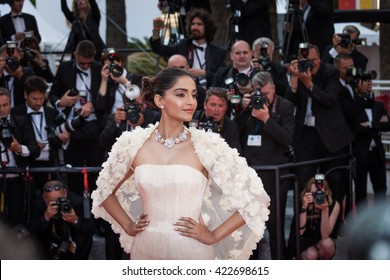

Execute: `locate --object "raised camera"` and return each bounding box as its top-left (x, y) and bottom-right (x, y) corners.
top-left (5, 41), bottom-right (19, 72)
top-left (298, 42), bottom-right (313, 73)
top-left (23, 31), bottom-right (36, 60)
top-left (106, 48), bottom-right (124, 78)
top-left (250, 90), bottom-right (267, 110)
top-left (313, 173), bottom-right (327, 205)
top-left (236, 73), bottom-right (250, 87)
top-left (56, 197), bottom-right (72, 214)
top-left (346, 67), bottom-right (377, 81)
top-left (258, 42), bottom-right (272, 72)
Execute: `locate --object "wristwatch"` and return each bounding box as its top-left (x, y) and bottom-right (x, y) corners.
top-left (300, 207), bottom-right (307, 213)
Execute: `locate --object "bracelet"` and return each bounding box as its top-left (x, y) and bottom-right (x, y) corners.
top-left (300, 224), bottom-right (306, 230)
top-left (290, 86), bottom-right (297, 90)
top-left (300, 207), bottom-right (307, 213)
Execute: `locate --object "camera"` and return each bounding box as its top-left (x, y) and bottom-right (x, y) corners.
top-left (346, 67), bottom-right (377, 81)
top-left (298, 42), bottom-right (313, 73)
top-left (46, 112), bottom-right (85, 149)
top-left (106, 48), bottom-right (124, 78)
top-left (258, 42), bottom-right (272, 72)
top-left (56, 197), bottom-right (72, 214)
top-left (236, 73), bottom-right (250, 87)
top-left (22, 31), bottom-right (36, 61)
top-left (250, 90), bottom-right (267, 110)
top-left (0, 117), bottom-right (15, 149)
top-left (122, 82), bottom-right (141, 124)
top-left (313, 173), bottom-right (327, 205)
top-left (199, 116), bottom-right (219, 133)
top-left (5, 41), bottom-right (19, 72)
top-left (337, 33), bottom-right (367, 49)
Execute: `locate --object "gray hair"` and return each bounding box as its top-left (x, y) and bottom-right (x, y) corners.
top-left (252, 71), bottom-right (274, 87)
top-left (252, 37), bottom-right (275, 52)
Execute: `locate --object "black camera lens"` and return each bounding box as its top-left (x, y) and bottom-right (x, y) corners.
top-left (56, 197), bottom-right (72, 214)
top-left (108, 63), bottom-right (124, 78)
top-left (313, 190), bottom-right (327, 205)
top-left (124, 102), bottom-right (140, 124)
top-left (236, 73), bottom-right (250, 87)
top-left (298, 59), bottom-right (313, 73)
top-left (250, 91), bottom-right (267, 110)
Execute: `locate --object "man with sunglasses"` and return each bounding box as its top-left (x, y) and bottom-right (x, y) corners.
top-left (30, 180), bottom-right (94, 259)
top-left (48, 40), bottom-right (104, 197)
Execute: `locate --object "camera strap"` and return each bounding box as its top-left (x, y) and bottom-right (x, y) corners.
top-left (28, 112), bottom-right (44, 141)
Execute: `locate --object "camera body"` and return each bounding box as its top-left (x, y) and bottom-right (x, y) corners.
top-left (106, 48), bottom-right (124, 78)
top-left (56, 197), bottom-right (72, 214)
top-left (250, 90), bottom-right (267, 110)
top-left (258, 42), bottom-right (272, 72)
top-left (346, 67), bottom-right (377, 81)
top-left (298, 42), bottom-right (313, 73)
top-left (199, 116), bottom-right (219, 133)
top-left (5, 41), bottom-right (19, 72)
top-left (337, 33), bottom-right (367, 49)
top-left (22, 31), bottom-right (36, 61)
top-left (123, 101), bottom-right (140, 124)
top-left (0, 117), bottom-right (15, 149)
top-left (313, 173), bottom-right (327, 205)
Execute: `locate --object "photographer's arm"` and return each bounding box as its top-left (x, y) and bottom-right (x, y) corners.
top-left (320, 201), bottom-right (340, 239)
top-left (60, 0), bottom-right (74, 23)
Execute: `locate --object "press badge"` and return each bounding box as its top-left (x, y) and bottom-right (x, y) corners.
top-left (306, 116), bottom-right (315, 127)
top-left (247, 135), bottom-right (261, 146)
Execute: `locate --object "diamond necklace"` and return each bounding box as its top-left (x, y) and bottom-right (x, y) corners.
top-left (154, 126), bottom-right (188, 149)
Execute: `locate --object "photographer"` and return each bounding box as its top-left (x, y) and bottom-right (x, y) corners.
top-left (0, 42), bottom-right (34, 107)
top-left (150, 8), bottom-right (226, 88)
top-left (352, 79), bottom-right (390, 209)
top-left (99, 89), bottom-right (160, 154)
top-left (19, 34), bottom-right (54, 83)
top-left (30, 180), bottom-right (94, 259)
top-left (252, 37), bottom-right (288, 97)
top-left (48, 40), bottom-right (104, 196)
top-left (236, 71), bottom-right (295, 259)
top-left (212, 40), bottom-right (258, 118)
top-left (190, 87), bottom-right (241, 153)
top-left (96, 49), bottom-right (143, 127)
top-left (299, 175), bottom-right (340, 260)
top-left (322, 24), bottom-right (368, 70)
top-left (12, 76), bottom-right (69, 189)
top-left (0, 0), bottom-right (41, 45)
top-left (0, 87), bottom-right (40, 226)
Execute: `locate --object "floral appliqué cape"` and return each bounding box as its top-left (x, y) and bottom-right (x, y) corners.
top-left (91, 123), bottom-right (270, 259)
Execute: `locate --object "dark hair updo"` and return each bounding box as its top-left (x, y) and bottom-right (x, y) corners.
top-left (142, 68), bottom-right (194, 107)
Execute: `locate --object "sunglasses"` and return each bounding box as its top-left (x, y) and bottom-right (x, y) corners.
top-left (78, 62), bottom-right (94, 66)
top-left (43, 184), bottom-right (63, 192)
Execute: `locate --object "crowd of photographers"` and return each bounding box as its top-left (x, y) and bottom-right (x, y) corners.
top-left (0, 0), bottom-right (388, 260)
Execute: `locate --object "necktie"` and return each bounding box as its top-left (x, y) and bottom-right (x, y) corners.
top-left (193, 44), bottom-right (204, 52)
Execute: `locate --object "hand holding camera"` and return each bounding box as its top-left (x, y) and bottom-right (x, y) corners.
top-left (59, 89), bottom-right (80, 107)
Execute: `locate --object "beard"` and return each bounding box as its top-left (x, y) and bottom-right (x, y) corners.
top-left (189, 30), bottom-right (205, 40)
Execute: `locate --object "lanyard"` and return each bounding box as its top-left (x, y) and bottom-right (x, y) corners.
top-left (29, 113), bottom-right (44, 141)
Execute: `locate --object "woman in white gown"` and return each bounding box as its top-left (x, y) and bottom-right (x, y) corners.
top-left (91, 68), bottom-right (270, 259)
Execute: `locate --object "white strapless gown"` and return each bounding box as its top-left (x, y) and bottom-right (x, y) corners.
top-left (130, 164), bottom-right (215, 260)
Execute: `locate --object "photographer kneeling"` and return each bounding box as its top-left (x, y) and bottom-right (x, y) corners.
top-left (30, 180), bottom-right (94, 260)
top-left (299, 175), bottom-right (340, 260)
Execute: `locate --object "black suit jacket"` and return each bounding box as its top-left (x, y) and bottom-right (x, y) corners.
top-left (353, 101), bottom-right (390, 165)
top-left (285, 63), bottom-right (353, 153)
top-left (48, 60), bottom-right (103, 140)
top-left (1, 115), bottom-right (40, 167)
top-left (150, 38), bottom-right (226, 87)
top-left (11, 104), bottom-right (59, 162)
top-left (237, 95), bottom-right (295, 165)
top-left (0, 12), bottom-right (41, 44)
